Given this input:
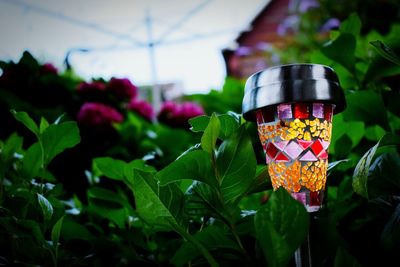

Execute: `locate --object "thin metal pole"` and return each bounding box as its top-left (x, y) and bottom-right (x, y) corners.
top-left (145, 9), bottom-right (161, 113)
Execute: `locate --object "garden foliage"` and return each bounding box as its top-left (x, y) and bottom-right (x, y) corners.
top-left (1, 12), bottom-right (400, 267)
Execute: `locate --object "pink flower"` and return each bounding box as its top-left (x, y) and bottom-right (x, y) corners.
top-left (107, 77), bottom-right (138, 100)
top-left (40, 63), bottom-right (58, 75)
top-left (77, 102), bottom-right (123, 127)
top-left (127, 98), bottom-right (154, 121)
top-left (76, 81), bottom-right (106, 93)
top-left (158, 101), bottom-right (205, 128)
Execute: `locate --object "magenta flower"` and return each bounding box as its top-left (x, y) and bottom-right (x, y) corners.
top-left (158, 101), bottom-right (205, 128)
top-left (77, 102), bottom-right (123, 127)
top-left (40, 63), bottom-right (58, 75)
top-left (76, 81), bottom-right (106, 93)
top-left (127, 98), bottom-right (155, 121)
top-left (107, 77), bottom-right (138, 100)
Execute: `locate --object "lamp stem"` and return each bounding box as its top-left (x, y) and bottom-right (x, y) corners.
top-left (295, 211), bottom-right (318, 267)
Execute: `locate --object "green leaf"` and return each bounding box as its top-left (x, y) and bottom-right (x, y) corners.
top-left (328, 159), bottom-right (350, 173)
top-left (37, 193), bottom-right (54, 221)
top-left (87, 187), bottom-right (126, 210)
top-left (39, 117), bottom-right (49, 133)
top-left (1, 133), bottom-right (23, 161)
top-left (342, 91), bottom-right (389, 129)
top-left (353, 133), bottom-right (400, 198)
top-left (11, 110), bottom-right (39, 138)
top-left (201, 113), bottom-right (220, 154)
top-left (365, 125), bottom-right (386, 141)
top-left (254, 188), bottom-right (309, 267)
top-left (321, 33), bottom-right (356, 72)
top-left (87, 187), bottom-right (131, 227)
top-left (61, 219), bottom-right (94, 241)
top-left (216, 125), bottom-right (257, 203)
top-left (125, 169), bottom-right (184, 230)
top-left (339, 13), bottom-right (361, 37)
top-left (51, 216), bottom-right (64, 249)
top-left (190, 114), bottom-right (239, 139)
top-left (185, 181), bottom-right (225, 221)
top-left (370, 40), bottom-right (400, 66)
top-left (22, 143), bottom-right (42, 179)
top-left (93, 157), bottom-right (127, 181)
top-left (41, 121), bottom-right (80, 164)
top-left (157, 150), bottom-right (215, 187)
top-left (172, 225), bottom-right (239, 266)
top-left (367, 151), bottom-right (400, 198)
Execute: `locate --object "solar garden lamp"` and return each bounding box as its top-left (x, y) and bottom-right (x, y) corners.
top-left (242, 64), bottom-right (346, 265)
top-left (242, 63), bottom-right (346, 211)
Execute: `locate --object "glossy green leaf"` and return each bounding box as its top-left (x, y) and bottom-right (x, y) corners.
top-left (201, 113), bottom-right (220, 154)
top-left (254, 188), bottom-right (309, 267)
top-left (216, 126), bottom-right (257, 202)
top-left (353, 133), bottom-right (400, 198)
top-left (51, 216), bottom-right (64, 249)
top-left (157, 150), bottom-right (215, 187)
top-left (39, 117), bottom-right (49, 133)
top-left (321, 33), bottom-right (356, 72)
top-left (37, 193), bottom-right (53, 221)
top-left (339, 13), bottom-right (361, 37)
top-left (367, 151), bottom-right (400, 198)
top-left (125, 169), bottom-right (184, 229)
top-left (190, 114), bottom-right (239, 139)
top-left (93, 157), bottom-right (127, 180)
top-left (22, 142), bottom-right (42, 179)
top-left (172, 225), bottom-right (239, 266)
top-left (370, 40), bottom-right (400, 66)
top-left (41, 121), bottom-right (80, 164)
top-left (185, 181), bottom-right (225, 221)
top-left (11, 110), bottom-right (40, 138)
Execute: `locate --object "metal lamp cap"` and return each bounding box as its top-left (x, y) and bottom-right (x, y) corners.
top-left (242, 63), bottom-right (346, 121)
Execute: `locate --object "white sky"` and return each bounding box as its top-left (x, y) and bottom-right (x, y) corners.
top-left (0, 0), bottom-right (268, 94)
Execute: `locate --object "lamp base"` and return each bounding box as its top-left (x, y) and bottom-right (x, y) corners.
top-left (291, 190), bottom-right (324, 212)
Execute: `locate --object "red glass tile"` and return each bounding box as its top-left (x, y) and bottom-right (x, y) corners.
top-left (266, 142), bottom-right (279, 159)
top-left (275, 152), bottom-right (290, 162)
top-left (319, 150), bottom-right (328, 159)
top-left (324, 105), bottom-right (333, 121)
top-left (298, 140), bottom-right (313, 150)
top-left (309, 191), bottom-right (322, 206)
top-left (311, 140), bottom-right (324, 156)
top-left (257, 107), bottom-right (276, 123)
top-left (256, 111), bottom-right (264, 125)
top-left (294, 103), bottom-right (310, 119)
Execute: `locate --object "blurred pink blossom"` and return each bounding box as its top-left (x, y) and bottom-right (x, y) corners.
top-left (127, 98), bottom-right (155, 121)
top-left (40, 63), bottom-right (58, 75)
top-left (158, 101), bottom-right (205, 128)
top-left (77, 102), bottom-right (123, 127)
top-left (76, 81), bottom-right (106, 93)
top-left (107, 77), bottom-right (138, 100)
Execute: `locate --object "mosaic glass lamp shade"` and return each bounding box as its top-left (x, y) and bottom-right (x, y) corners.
top-left (242, 64), bottom-right (346, 212)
